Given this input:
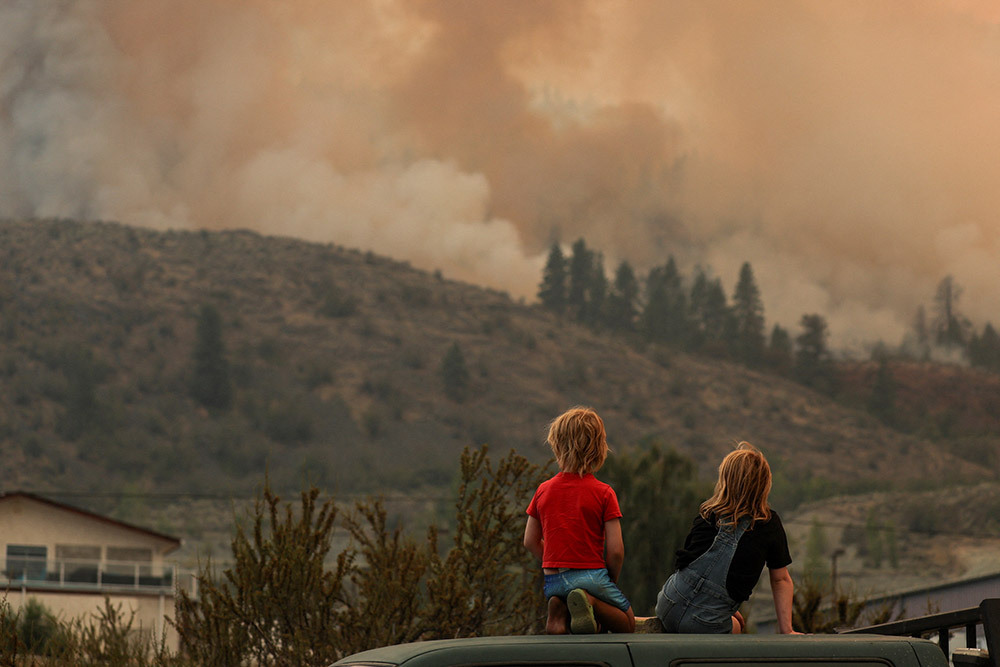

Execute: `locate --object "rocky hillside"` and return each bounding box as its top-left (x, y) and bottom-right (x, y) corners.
top-left (0, 219), bottom-right (993, 511)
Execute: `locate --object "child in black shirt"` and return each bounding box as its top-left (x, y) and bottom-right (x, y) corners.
top-left (656, 442), bottom-right (799, 634)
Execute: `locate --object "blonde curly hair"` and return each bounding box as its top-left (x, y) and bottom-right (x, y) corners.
top-left (546, 406), bottom-right (609, 475)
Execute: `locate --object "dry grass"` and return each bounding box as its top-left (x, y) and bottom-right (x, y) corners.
top-left (0, 219), bottom-right (995, 556)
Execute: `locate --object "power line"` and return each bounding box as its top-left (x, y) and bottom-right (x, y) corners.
top-left (17, 490), bottom-right (457, 503)
top-left (21, 491), bottom-right (1000, 538)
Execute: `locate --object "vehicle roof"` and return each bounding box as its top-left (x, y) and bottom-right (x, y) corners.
top-left (335, 632), bottom-right (938, 666)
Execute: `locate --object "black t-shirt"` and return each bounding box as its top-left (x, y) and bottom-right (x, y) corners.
top-left (673, 511), bottom-right (792, 603)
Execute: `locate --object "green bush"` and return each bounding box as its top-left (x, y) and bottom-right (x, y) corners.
top-left (173, 446), bottom-right (546, 665)
top-left (17, 598), bottom-right (59, 655)
top-left (0, 597), bottom-right (174, 666)
top-left (318, 284), bottom-right (360, 318)
top-left (262, 398), bottom-right (313, 444)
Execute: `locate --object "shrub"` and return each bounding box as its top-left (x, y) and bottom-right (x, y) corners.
top-left (440, 343), bottom-right (470, 402)
top-left (262, 398), bottom-right (313, 444)
top-left (0, 597), bottom-right (173, 666)
top-left (174, 486), bottom-right (347, 667)
top-left (18, 598), bottom-right (58, 655)
top-left (319, 287), bottom-right (359, 318)
top-left (304, 365), bottom-right (333, 389)
top-left (173, 446), bottom-right (546, 664)
top-left (791, 577), bottom-right (901, 633)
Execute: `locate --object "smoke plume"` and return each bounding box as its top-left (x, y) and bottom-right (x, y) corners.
top-left (3, 0), bottom-right (999, 350)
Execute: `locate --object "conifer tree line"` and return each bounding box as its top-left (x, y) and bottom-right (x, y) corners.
top-left (538, 239), bottom-right (835, 390)
top-left (909, 275), bottom-right (1000, 373)
top-left (540, 240), bottom-right (1000, 385)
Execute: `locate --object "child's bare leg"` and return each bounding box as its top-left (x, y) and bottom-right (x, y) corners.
top-left (586, 592), bottom-right (636, 633)
top-left (546, 596), bottom-right (570, 634)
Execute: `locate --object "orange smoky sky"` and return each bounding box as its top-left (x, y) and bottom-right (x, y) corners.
top-left (2, 0), bottom-right (999, 350)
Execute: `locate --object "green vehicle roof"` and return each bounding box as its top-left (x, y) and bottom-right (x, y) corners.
top-left (335, 633), bottom-right (944, 667)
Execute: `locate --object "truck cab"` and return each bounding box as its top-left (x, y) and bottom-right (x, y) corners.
top-left (334, 633), bottom-right (947, 667)
top-left (335, 599), bottom-right (1000, 667)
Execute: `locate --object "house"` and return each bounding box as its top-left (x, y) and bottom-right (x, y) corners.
top-left (0, 491), bottom-right (194, 649)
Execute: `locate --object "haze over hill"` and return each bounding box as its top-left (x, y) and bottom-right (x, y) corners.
top-left (0, 219), bottom-right (992, 504)
top-left (3, 2), bottom-right (1000, 351)
top-left (5, 218), bottom-right (1000, 597)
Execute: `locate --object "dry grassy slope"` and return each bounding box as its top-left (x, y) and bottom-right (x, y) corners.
top-left (841, 359), bottom-right (1000, 436)
top-left (773, 480), bottom-right (1000, 606)
top-left (0, 219), bottom-right (991, 502)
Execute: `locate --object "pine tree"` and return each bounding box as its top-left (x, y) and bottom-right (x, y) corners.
top-left (605, 260), bottom-right (639, 330)
top-left (641, 257), bottom-right (689, 344)
top-left (440, 342), bottom-right (470, 402)
top-left (687, 268), bottom-right (710, 350)
top-left (602, 444), bottom-right (708, 615)
top-left (932, 275), bottom-right (969, 347)
top-left (567, 238), bottom-right (593, 322)
top-left (767, 324), bottom-right (793, 373)
top-left (190, 303), bottom-right (232, 410)
top-left (731, 261), bottom-right (766, 364)
top-left (688, 268), bottom-right (731, 355)
top-left (642, 266), bottom-right (667, 340)
top-left (794, 314), bottom-right (837, 393)
top-left (968, 323), bottom-right (1000, 372)
top-left (537, 242), bottom-right (567, 313)
top-left (585, 252), bottom-right (608, 327)
top-left (57, 344), bottom-right (109, 439)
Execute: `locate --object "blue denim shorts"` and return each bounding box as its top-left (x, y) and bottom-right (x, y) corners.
top-left (543, 568), bottom-right (631, 612)
top-left (656, 569), bottom-right (735, 633)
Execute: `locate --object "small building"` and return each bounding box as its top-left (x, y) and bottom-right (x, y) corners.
top-left (0, 491), bottom-right (194, 649)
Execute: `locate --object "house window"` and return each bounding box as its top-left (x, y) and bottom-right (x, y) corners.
top-left (106, 546), bottom-right (153, 582)
top-left (55, 544), bottom-right (100, 560)
top-left (6, 545), bottom-right (47, 581)
top-left (106, 546), bottom-right (152, 562)
top-left (55, 544), bottom-right (101, 583)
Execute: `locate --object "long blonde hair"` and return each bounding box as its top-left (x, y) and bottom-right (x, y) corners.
top-left (547, 407), bottom-right (609, 475)
top-left (700, 442), bottom-right (772, 527)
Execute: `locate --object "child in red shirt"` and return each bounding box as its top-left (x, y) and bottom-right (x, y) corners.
top-left (524, 407), bottom-right (636, 634)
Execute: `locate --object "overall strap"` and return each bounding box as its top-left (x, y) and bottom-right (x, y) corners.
top-left (690, 515), bottom-right (752, 594)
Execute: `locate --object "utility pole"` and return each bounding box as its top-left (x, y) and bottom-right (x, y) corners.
top-left (831, 548), bottom-right (846, 592)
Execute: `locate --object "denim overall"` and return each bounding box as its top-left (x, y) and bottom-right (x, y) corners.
top-left (655, 516), bottom-right (751, 633)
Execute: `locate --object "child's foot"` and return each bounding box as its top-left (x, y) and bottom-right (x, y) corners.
top-left (545, 596), bottom-right (569, 634)
top-left (567, 589), bottom-right (598, 634)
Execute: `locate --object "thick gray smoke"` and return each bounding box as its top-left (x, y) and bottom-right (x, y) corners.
top-left (3, 0), bottom-right (999, 350)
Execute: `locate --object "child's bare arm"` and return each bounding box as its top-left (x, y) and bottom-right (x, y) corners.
top-left (769, 566), bottom-right (800, 634)
top-left (523, 515), bottom-right (544, 560)
top-left (604, 518), bottom-right (625, 583)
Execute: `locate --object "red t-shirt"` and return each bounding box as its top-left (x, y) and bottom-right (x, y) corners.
top-left (525, 472), bottom-right (623, 569)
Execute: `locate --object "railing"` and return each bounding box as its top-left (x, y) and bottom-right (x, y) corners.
top-left (1, 556), bottom-right (196, 595)
top-left (844, 599), bottom-right (1000, 667)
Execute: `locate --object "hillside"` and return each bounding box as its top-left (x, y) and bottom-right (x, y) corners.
top-left (838, 360), bottom-right (1000, 470)
top-left (0, 219), bottom-right (995, 517)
